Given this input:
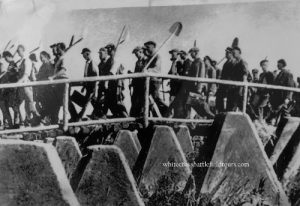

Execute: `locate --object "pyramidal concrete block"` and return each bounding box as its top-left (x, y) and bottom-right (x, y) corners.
top-left (75, 145), bottom-right (144, 206)
top-left (139, 126), bottom-right (191, 196)
top-left (114, 130), bottom-right (141, 169)
top-left (55, 136), bottom-right (82, 180)
top-left (0, 140), bottom-right (80, 206)
top-left (200, 112), bottom-right (289, 206)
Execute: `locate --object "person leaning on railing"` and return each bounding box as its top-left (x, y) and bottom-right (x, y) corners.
top-left (184, 47), bottom-right (215, 119)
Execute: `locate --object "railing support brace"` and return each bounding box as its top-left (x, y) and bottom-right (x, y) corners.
top-left (63, 83), bottom-right (69, 131)
top-left (242, 84), bottom-right (248, 113)
top-left (143, 77), bottom-right (150, 128)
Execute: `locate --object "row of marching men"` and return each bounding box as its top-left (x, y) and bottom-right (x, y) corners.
top-left (129, 43), bottom-right (299, 124)
top-left (0, 41), bottom-right (298, 129)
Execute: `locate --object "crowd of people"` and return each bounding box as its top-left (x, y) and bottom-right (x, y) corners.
top-left (0, 40), bottom-right (299, 129)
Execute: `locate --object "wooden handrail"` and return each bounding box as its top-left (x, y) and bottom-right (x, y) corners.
top-left (0, 72), bottom-right (298, 135)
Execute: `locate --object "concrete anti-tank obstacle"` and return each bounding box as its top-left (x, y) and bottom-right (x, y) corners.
top-left (200, 112), bottom-right (289, 206)
top-left (139, 125), bottom-right (191, 196)
top-left (0, 140), bottom-right (80, 206)
top-left (269, 117), bottom-right (300, 165)
top-left (74, 145), bottom-right (145, 206)
top-left (114, 130), bottom-right (141, 169)
top-left (175, 125), bottom-right (194, 154)
top-left (55, 136), bottom-right (82, 180)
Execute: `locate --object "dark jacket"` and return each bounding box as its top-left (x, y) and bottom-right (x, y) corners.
top-left (84, 60), bottom-right (98, 94)
top-left (273, 69), bottom-right (295, 102)
top-left (221, 59), bottom-right (235, 80)
top-left (168, 60), bottom-right (184, 96)
top-left (187, 57), bottom-right (206, 94)
top-left (231, 58), bottom-right (248, 82)
top-left (257, 71), bottom-right (275, 96)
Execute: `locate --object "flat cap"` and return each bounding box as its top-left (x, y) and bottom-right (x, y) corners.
top-left (225, 47), bottom-right (233, 52)
top-left (50, 43), bottom-right (57, 48)
top-left (169, 48), bottom-right (179, 54)
top-left (252, 68), bottom-right (259, 73)
top-left (81, 48), bottom-right (91, 54)
top-left (144, 41), bottom-right (156, 47)
top-left (105, 43), bottom-right (116, 51)
top-left (188, 47), bottom-right (200, 53)
top-left (132, 46), bottom-right (143, 54)
top-left (278, 59), bottom-right (287, 67)
top-left (98, 47), bottom-right (107, 53)
top-left (56, 42), bottom-right (66, 51)
top-left (179, 50), bottom-right (187, 55)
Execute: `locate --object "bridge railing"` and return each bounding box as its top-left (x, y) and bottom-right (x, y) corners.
top-left (0, 72), bottom-right (299, 135)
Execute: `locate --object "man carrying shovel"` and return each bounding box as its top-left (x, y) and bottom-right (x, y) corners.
top-left (143, 41), bottom-right (168, 117)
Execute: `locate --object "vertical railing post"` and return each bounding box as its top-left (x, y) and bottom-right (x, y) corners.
top-left (63, 82), bottom-right (69, 131)
top-left (242, 82), bottom-right (248, 113)
top-left (144, 76), bottom-right (150, 128)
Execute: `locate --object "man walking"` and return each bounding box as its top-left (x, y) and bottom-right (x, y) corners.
top-left (16, 45), bottom-right (41, 126)
top-left (270, 59), bottom-right (295, 121)
top-left (130, 46), bottom-right (147, 117)
top-left (70, 48), bottom-right (98, 121)
top-left (167, 48), bottom-right (186, 118)
top-left (143, 41), bottom-right (168, 117)
top-left (227, 46), bottom-right (248, 111)
top-left (185, 47), bottom-right (215, 119)
top-left (215, 47), bottom-right (235, 113)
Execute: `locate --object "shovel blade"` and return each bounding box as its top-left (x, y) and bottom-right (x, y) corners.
top-left (169, 22), bottom-right (183, 36)
top-left (231, 37), bottom-right (239, 48)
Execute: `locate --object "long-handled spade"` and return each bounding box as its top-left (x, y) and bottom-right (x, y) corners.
top-left (143, 22), bottom-right (183, 117)
top-left (143, 22), bottom-right (183, 72)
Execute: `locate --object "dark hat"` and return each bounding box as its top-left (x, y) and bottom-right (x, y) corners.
top-left (105, 43), bottom-right (116, 51)
top-left (188, 47), bottom-right (199, 53)
top-left (260, 59), bottom-right (269, 66)
top-left (50, 43), bottom-right (57, 48)
top-left (57, 42), bottom-right (66, 51)
top-left (132, 46), bottom-right (143, 54)
top-left (278, 59), bottom-right (287, 67)
top-left (29, 53), bottom-right (38, 62)
top-left (144, 41), bottom-right (156, 47)
top-left (252, 68), bottom-right (259, 73)
top-left (225, 47), bottom-right (233, 52)
top-left (2, 51), bottom-right (12, 58)
top-left (169, 49), bottom-right (179, 54)
top-left (81, 48), bottom-right (91, 54)
top-left (179, 50), bottom-right (187, 55)
top-left (98, 47), bottom-right (107, 53)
